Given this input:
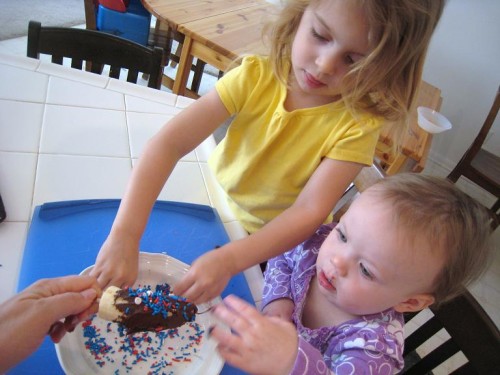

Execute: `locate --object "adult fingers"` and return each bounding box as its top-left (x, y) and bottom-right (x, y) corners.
top-left (34, 275), bottom-right (99, 297)
top-left (40, 288), bottom-right (98, 324)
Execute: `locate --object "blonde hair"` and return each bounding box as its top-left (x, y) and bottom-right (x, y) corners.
top-left (266, 0), bottom-right (445, 127)
top-left (368, 174), bottom-right (492, 306)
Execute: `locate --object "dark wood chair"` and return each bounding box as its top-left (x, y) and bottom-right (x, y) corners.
top-left (447, 86), bottom-right (500, 230)
top-left (402, 290), bottom-right (500, 374)
top-left (27, 20), bottom-right (164, 89)
top-left (0, 193), bottom-right (6, 223)
top-left (83, 0), bottom-right (208, 95)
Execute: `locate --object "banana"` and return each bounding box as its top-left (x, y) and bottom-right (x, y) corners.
top-left (98, 286), bottom-right (124, 322)
top-left (96, 284), bottom-right (198, 334)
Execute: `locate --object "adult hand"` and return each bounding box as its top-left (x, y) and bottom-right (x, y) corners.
top-left (210, 295), bottom-right (298, 375)
top-left (90, 231), bottom-right (139, 289)
top-left (173, 247), bottom-right (234, 304)
top-left (0, 275), bottom-right (100, 373)
top-left (262, 298), bottom-right (295, 322)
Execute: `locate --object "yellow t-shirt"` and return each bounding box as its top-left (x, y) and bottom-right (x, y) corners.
top-left (209, 56), bottom-right (381, 233)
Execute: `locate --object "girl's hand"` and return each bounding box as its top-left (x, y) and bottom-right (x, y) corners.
top-left (90, 232), bottom-right (139, 289)
top-left (173, 248), bottom-right (233, 304)
top-left (262, 298), bottom-right (295, 322)
top-left (210, 295), bottom-right (298, 375)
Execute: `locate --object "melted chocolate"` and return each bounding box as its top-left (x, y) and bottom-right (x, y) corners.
top-left (113, 284), bottom-right (197, 334)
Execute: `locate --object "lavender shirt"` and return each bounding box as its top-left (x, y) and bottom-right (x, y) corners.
top-left (262, 224), bottom-right (405, 375)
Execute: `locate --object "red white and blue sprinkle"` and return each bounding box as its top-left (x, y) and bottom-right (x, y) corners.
top-left (80, 284), bottom-right (205, 373)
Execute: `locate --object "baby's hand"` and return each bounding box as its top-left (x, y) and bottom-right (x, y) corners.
top-left (210, 295), bottom-right (298, 375)
top-left (90, 233), bottom-right (139, 289)
top-left (173, 248), bottom-right (233, 304)
top-left (262, 298), bottom-right (295, 322)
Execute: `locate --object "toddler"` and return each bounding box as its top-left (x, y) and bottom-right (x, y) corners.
top-left (210, 174), bottom-right (492, 374)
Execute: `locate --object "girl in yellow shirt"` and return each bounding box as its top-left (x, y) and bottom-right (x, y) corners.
top-left (92, 0), bottom-right (445, 304)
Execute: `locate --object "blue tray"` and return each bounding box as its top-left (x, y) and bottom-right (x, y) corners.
top-left (12, 199), bottom-right (251, 374)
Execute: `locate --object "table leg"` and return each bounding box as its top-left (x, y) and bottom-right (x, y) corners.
top-left (173, 35), bottom-right (194, 96)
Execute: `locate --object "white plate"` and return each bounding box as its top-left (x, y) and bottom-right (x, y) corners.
top-left (56, 252), bottom-right (224, 375)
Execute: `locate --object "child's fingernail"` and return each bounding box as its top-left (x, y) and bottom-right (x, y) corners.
top-left (208, 326), bottom-right (215, 336)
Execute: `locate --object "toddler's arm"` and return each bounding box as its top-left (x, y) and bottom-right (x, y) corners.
top-left (90, 89), bottom-right (231, 289)
top-left (262, 298), bottom-right (295, 321)
top-left (210, 295), bottom-right (298, 375)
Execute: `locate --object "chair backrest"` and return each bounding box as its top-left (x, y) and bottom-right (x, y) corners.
top-left (447, 86), bottom-right (499, 230)
top-left (452, 85), bottom-right (500, 168)
top-left (27, 20), bottom-right (164, 89)
top-left (403, 290), bottom-right (500, 374)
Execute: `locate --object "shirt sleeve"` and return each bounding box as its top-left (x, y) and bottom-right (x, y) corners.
top-left (215, 55), bottom-right (264, 115)
top-left (261, 251), bottom-right (295, 309)
top-left (290, 337), bottom-right (334, 375)
top-left (326, 115), bottom-right (382, 166)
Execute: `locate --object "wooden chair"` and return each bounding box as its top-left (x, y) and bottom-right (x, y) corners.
top-left (332, 162), bottom-right (386, 221)
top-left (83, 0), bottom-right (207, 94)
top-left (447, 86), bottom-right (500, 230)
top-left (27, 20), bottom-right (164, 89)
top-left (0, 193), bottom-right (6, 223)
top-left (402, 290), bottom-right (500, 374)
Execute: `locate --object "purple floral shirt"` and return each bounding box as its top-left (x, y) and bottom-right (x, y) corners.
top-left (262, 224), bottom-right (405, 374)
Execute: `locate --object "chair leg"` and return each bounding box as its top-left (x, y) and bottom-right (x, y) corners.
top-left (150, 20), bottom-right (172, 66)
top-left (190, 59), bottom-right (206, 94)
top-left (170, 43), bottom-right (182, 68)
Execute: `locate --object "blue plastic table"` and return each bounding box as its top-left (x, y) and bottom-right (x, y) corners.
top-left (11, 199), bottom-right (251, 375)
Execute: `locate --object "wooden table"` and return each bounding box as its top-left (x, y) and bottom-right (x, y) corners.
top-left (141, 0), bottom-right (277, 97)
top-left (141, 0), bottom-right (264, 30)
top-left (173, 2), bottom-right (277, 95)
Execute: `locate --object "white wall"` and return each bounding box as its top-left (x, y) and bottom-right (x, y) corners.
top-left (422, 0), bottom-right (500, 169)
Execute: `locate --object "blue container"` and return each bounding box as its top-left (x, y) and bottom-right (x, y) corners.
top-left (96, 2), bottom-right (151, 46)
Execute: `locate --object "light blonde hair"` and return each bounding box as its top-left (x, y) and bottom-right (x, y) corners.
top-left (368, 174), bottom-right (492, 306)
top-left (266, 0), bottom-right (445, 137)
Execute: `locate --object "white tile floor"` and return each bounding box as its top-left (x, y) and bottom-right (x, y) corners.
top-left (0, 26), bottom-right (498, 375)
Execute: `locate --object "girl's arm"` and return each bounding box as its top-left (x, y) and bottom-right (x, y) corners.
top-left (175, 158), bottom-right (363, 303)
top-left (91, 89), bottom-right (231, 288)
